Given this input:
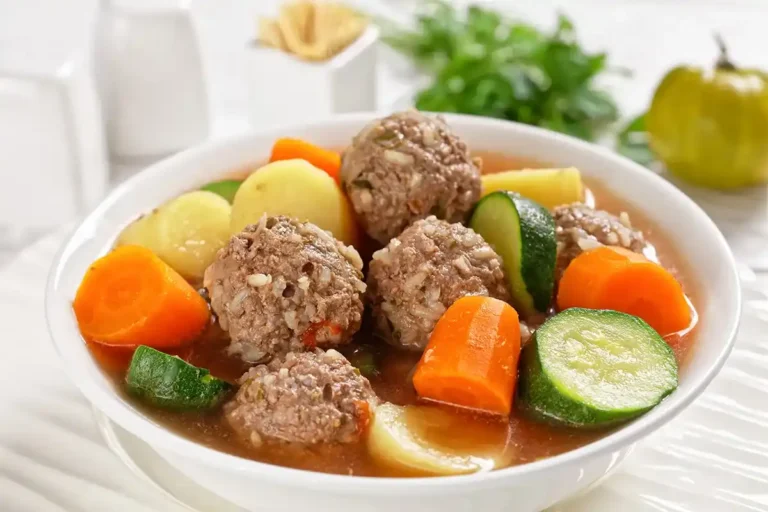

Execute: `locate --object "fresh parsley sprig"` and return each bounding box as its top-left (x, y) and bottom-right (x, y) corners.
top-left (381, 2), bottom-right (620, 142)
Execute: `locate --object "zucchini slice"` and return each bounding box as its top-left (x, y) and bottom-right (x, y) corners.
top-left (200, 179), bottom-right (242, 203)
top-left (126, 346), bottom-right (232, 411)
top-left (470, 191), bottom-right (556, 315)
top-left (519, 308), bottom-right (678, 427)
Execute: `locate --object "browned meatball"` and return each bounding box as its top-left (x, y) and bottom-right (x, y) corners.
top-left (340, 110), bottom-right (481, 244)
top-left (225, 349), bottom-right (377, 445)
top-left (554, 203), bottom-right (647, 279)
top-left (203, 215), bottom-right (366, 363)
top-left (367, 216), bottom-right (510, 351)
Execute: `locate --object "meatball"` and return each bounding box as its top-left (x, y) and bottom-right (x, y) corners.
top-left (554, 203), bottom-right (647, 279)
top-left (340, 110), bottom-right (481, 244)
top-left (367, 216), bottom-right (510, 351)
top-left (225, 349), bottom-right (377, 445)
top-left (204, 215), bottom-right (366, 363)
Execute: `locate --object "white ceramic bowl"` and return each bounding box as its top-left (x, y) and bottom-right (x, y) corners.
top-left (46, 113), bottom-right (741, 512)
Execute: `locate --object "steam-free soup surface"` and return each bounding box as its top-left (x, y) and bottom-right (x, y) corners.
top-left (90, 152), bottom-right (699, 477)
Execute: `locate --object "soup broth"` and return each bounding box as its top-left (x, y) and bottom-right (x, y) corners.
top-left (89, 151), bottom-right (699, 477)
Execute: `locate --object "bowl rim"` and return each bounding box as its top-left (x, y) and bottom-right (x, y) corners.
top-left (45, 112), bottom-right (741, 494)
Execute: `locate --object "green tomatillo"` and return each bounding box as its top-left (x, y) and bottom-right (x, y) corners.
top-left (647, 36), bottom-right (768, 189)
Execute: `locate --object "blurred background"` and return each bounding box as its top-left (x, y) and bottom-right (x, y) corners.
top-left (1, 1), bottom-right (767, 511)
top-left (0, 0), bottom-right (766, 266)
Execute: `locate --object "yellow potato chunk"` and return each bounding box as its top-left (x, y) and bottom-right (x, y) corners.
top-left (117, 191), bottom-right (232, 280)
top-left (230, 159), bottom-right (357, 244)
top-left (481, 168), bottom-right (584, 209)
top-left (153, 191), bottom-right (232, 281)
top-left (116, 212), bottom-right (162, 254)
top-left (367, 403), bottom-right (511, 476)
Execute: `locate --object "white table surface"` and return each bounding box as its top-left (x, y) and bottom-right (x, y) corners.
top-left (1, 1), bottom-right (767, 511)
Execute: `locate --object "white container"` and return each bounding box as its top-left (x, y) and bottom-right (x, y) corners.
top-left (245, 26), bottom-right (378, 128)
top-left (46, 114), bottom-right (741, 512)
top-left (0, 41), bottom-right (107, 236)
top-left (94, 0), bottom-right (210, 160)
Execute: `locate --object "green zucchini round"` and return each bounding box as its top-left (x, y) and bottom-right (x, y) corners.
top-left (126, 345), bottom-right (232, 411)
top-left (519, 308), bottom-right (678, 427)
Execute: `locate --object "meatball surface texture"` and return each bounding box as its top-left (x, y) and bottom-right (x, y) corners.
top-left (225, 349), bottom-right (377, 445)
top-left (367, 216), bottom-right (510, 351)
top-left (204, 215), bottom-right (366, 362)
top-left (553, 203), bottom-right (647, 280)
top-left (341, 110), bottom-right (481, 243)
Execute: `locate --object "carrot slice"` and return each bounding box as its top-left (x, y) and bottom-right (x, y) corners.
top-left (269, 138), bottom-right (342, 182)
top-left (412, 296), bottom-right (522, 417)
top-left (73, 245), bottom-right (210, 348)
top-left (557, 246), bottom-right (692, 336)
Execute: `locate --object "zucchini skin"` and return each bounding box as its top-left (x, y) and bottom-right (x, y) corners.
top-left (518, 309), bottom-right (678, 428)
top-left (510, 193), bottom-right (556, 312)
top-left (470, 191), bottom-right (556, 315)
top-left (201, 179), bottom-right (243, 204)
top-left (126, 346), bottom-right (232, 411)
top-left (518, 338), bottom-right (627, 427)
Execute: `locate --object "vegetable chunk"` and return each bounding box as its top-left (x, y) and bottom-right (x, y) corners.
top-left (367, 403), bottom-right (510, 476)
top-left (470, 191), bottom-right (556, 315)
top-left (519, 308), bottom-right (678, 426)
top-left (201, 179), bottom-right (243, 203)
top-left (413, 296), bottom-right (522, 416)
top-left (73, 245), bottom-right (210, 348)
top-left (557, 246), bottom-right (692, 336)
top-left (230, 159), bottom-right (357, 245)
top-left (126, 346), bottom-right (231, 411)
top-left (269, 138), bottom-right (342, 182)
top-left (481, 168), bottom-right (584, 209)
top-left (117, 190), bottom-right (232, 280)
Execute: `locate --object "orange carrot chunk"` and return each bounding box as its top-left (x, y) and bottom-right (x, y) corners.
top-left (73, 245), bottom-right (210, 348)
top-left (269, 138), bottom-right (342, 182)
top-left (412, 296), bottom-right (522, 417)
top-left (557, 246), bottom-right (692, 336)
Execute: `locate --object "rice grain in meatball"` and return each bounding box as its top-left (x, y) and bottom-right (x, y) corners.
top-left (367, 216), bottom-right (510, 351)
top-left (554, 203), bottom-right (647, 279)
top-left (225, 349), bottom-right (377, 445)
top-left (341, 110), bottom-right (481, 243)
top-left (204, 215), bottom-right (366, 363)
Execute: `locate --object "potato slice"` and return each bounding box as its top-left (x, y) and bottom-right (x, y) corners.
top-left (231, 159), bottom-right (357, 245)
top-left (481, 168), bottom-right (583, 209)
top-left (367, 403), bottom-right (511, 476)
top-left (116, 211), bottom-right (162, 254)
top-left (116, 191), bottom-right (231, 280)
top-left (153, 191), bottom-right (232, 280)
